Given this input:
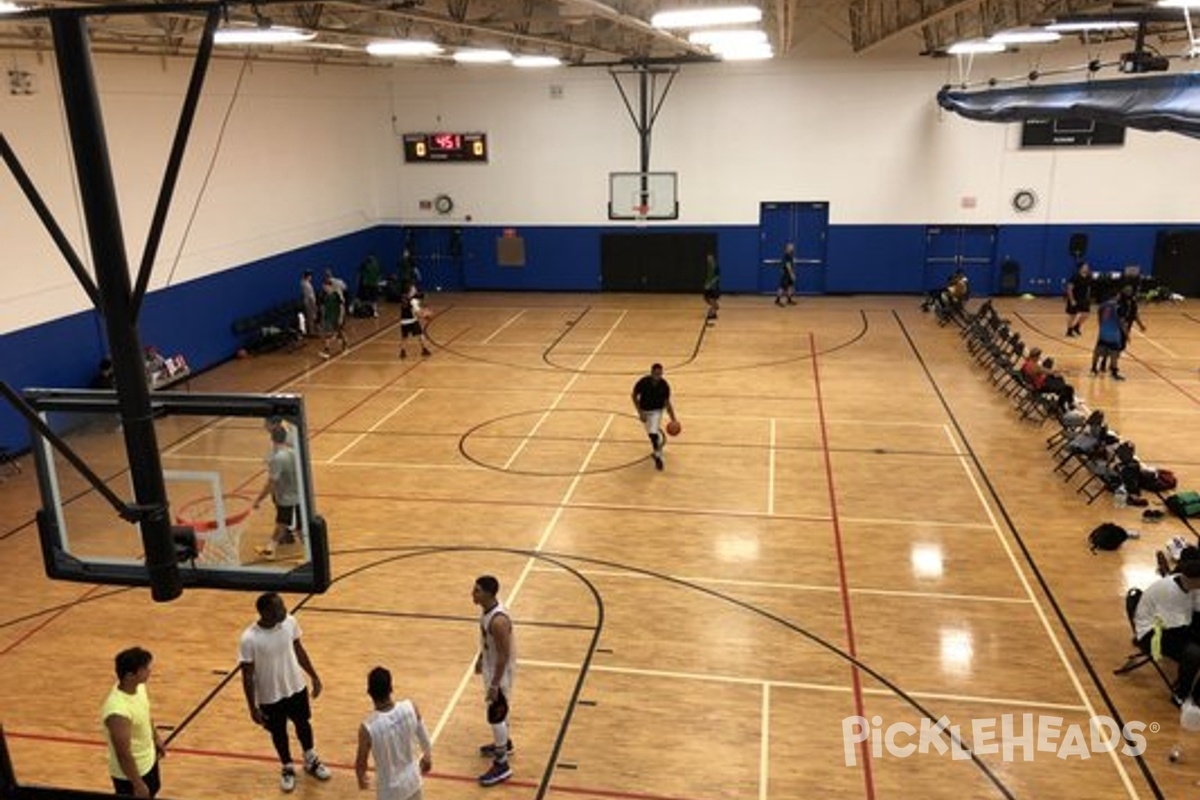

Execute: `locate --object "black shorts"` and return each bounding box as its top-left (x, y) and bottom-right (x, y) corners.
top-left (112, 761), bottom-right (160, 797)
top-left (274, 504), bottom-right (297, 526)
top-left (1066, 300), bottom-right (1090, 315)
top-left (703, 289), bottom-right (720, 301)
top-left (780, 274), bottom-right (795, 289)
top-left (401, 320), bottom-right (423, 338)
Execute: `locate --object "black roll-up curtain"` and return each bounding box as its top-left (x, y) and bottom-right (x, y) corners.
top-left (937, 73), bottom-right (1200, 138)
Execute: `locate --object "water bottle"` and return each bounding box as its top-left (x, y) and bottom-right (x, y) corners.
top-left (1114, 485), bottom-right (1128, 508)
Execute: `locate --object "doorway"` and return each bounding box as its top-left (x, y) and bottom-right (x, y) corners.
top-left (759, 202), bottom-right (829, 295)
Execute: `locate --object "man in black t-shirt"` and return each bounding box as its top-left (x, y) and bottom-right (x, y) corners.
top-left (631, 363), bottom-right (678, 471)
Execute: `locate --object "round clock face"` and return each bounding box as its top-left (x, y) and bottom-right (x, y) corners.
top-left (1012, 189), bottom-right (1037, 213)
top-left (434, 194), bottom-right (454, 215)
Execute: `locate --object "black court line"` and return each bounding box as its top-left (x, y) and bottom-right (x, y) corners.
top-left (1014, 309), bottom-right (1199, 380)
top-left (541, 306), bottom-right (711, 374)
top-left (426, 306), bottom-right (871, 376)
top-left (333, 546), bottom-right (1017, 798)
top-left (894, 310), bottom-right (1164, 800)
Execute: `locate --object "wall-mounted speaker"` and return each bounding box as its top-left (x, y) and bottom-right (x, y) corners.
top-left (1069, 233), bottom-right (1088, 260)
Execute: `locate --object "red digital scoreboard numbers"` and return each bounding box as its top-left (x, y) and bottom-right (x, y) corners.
top-left (403, 132), bottom-right (488, 162)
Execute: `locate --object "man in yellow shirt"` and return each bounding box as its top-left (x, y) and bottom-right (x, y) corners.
top-left (101, 647), bottom-right (165, 797)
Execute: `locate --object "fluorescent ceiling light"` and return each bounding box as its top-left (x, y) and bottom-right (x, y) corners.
top-left (0, 1), bottom-right (26, 12)
top-left (453, 48), bottom-right (512, 63)
top-left (988, 29), bottom-right (1062, 44)
top-left (947, 40), bottom-right (1006, 54)
top-left (213, 25), bottom-right (316, 45)
top-left (512, 55), bottom-right (562, 68)
top-left (367, 39), bottom-right (443, 57)
top-left (651, 5), bottom-right (763, 29)
top-left (716, 43), bottom-right (774, 60)
top-left (688, 29), bottom-right (767, 46)
top-left (1045, 20), bottom-right (1139, 32)
top-left (1159, 0), bottom-right (1200, 8)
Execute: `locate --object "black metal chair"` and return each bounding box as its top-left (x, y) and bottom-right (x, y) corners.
top-left (1114, 587), bottom-right (1173, 687)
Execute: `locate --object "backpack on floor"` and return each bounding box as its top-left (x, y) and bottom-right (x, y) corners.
top-left (1140, 468), bottom-right (1178, 493)
top-left (1166, 491), bottom-right (1200, 519)
top-left (1089, 523), bottom-right (1129, 553)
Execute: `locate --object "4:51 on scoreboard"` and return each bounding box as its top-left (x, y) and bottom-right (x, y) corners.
top-left (403, 132), bottom-right (488, 162)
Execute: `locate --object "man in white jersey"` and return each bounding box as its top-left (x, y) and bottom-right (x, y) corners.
top-left (473, 574), bottom-right (514, 787)
top-left (1133, 559), bottom-right (1200, 705)
top-left (239, 592), bottom-right (331, 793)
top-left (355, 666), bottom-right (432, 800)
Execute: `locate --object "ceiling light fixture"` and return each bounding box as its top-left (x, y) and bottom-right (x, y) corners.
top-left (453, 48), bottom-right (513, 64)
top-left (1159, 0), bottom-right (1200, 8)
top-left (988, 29), bottom-right (1062, 44)
top-left (0, 1), bottom-right (26, 12)
top-left (512, 54), bottom-right (563, 68)
top-left (716, 44), bottom-right (774, 61)
top-left (651, 5), bottom-right (763, 30)
top-left (366, 39), bottom-right (443, 57)
top-left (213, 25), bottom-right (316, 45)
top-left (1045, 20), bottom-right (1139, 32)
top-left (947, 40), bottom-right (1006, 55)
top-left (688, 29), bottom-right (767, 46)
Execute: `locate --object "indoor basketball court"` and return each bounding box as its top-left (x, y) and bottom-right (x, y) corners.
top-left (2, 294), bottom-right (1200, 799)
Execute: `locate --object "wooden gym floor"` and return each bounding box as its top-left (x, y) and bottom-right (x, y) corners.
top-left (2, 293), bottom-right (1199, 800)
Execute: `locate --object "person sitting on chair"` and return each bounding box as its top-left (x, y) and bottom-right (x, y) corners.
top-left (1020, 350), bottom-right (1076, 412)
top-left (1133, 560), bottom-right (1200, 706)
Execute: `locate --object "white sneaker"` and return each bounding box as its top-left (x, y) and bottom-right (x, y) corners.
top-left (305, 754), bottom-right (331, 781)
top-left (280, 765), bottom-right (296, 793)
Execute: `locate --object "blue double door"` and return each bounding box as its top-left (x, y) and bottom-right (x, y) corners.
top-left (759, 202), bottom-right (828, 294)
top-left (924, 226), bottom-right (997, 296)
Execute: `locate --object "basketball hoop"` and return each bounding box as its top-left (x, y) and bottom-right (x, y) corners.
top-left (175, 493), bottom-right (254, 566)
top-left (634, 204), bottom-right (650, 228)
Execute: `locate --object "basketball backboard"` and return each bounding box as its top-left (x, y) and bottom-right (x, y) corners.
top-left (608, 171), bottom-right (679, 220)
top-left (23, 389), bottom-right (329, 594)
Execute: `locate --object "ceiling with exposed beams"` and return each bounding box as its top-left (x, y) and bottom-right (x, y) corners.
top-left (0, 0), bottom-right (1195, 67)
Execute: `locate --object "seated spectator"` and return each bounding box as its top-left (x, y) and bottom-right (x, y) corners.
top-left (1020, 350), bottom-right (1075, 412)
top-left (1133, 560), bottom-right (1200, 706)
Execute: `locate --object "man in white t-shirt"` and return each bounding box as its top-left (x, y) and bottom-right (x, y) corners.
top-left (355, 666), bottom-right (432, 800)
top-left (1134, 560), bottom-right (1200, 705)
top-left (239, 593), bottom-right (331, 792)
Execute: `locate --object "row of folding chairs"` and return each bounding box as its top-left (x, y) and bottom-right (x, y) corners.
top-left (950, 300), bottom-right (1136, 505)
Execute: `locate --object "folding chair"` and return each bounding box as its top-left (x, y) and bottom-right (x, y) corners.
top-left (1114, 588), bottom-right (1174, 687)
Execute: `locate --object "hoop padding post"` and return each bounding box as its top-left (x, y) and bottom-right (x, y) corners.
top-left (175, 494), bottom-right (253, 566)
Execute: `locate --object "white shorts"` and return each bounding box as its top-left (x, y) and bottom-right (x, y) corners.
top-left (640, 409), bottom-right (663, 436)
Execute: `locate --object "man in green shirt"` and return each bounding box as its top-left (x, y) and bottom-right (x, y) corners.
top-left (101, 647), bottom-right (165, 798)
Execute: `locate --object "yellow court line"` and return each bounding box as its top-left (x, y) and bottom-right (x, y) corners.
top-left (518, 659), bottom-right (1089, 713)
top-left (941, 424), bottom-right (1142, 799)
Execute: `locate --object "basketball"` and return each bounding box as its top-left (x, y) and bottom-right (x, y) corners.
top-left (666, 419), bottom-right (682, 436)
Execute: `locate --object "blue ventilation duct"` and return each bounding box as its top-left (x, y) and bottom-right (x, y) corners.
top-left (937, 73), bottom-right (1200, 138)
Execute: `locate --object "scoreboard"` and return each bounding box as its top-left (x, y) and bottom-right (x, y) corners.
top-left (403, 132), bottom-right (488, 162)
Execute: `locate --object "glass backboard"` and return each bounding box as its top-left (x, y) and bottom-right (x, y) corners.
top-left (23, 389), bottom-right (329, 594)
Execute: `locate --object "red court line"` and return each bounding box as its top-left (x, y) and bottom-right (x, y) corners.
top-left (5, 731), bottom-right (709, 800)
top-left (0, 584), bottom-right (101, 656)
top-left (808, 332), bottom-right (876, 800)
